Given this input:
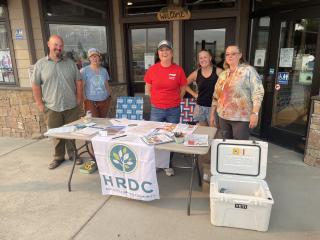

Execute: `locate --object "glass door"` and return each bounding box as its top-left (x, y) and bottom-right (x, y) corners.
top-left (184, 18), bottom-right (236, 75)
top-left (269, 18), bottom-right (320, 151)
top-left (249, 17), bottom-right (271, 135)
top-left (127, 24), bottom-right (168, 96)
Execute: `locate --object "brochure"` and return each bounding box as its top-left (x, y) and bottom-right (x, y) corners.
top-left (184, 134), bottom-right (209, 147)
top-left (141, 133), bottom-right (174, 145)
top-left (104, 125), bottom-right (126, 135)
top-left (72, 127), bottom-right (100, 136)
top-left (173, 123), bottom-right (197, 135)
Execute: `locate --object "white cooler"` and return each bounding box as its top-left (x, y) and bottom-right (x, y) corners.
top-left (210, 139), bottom-right (274, 231)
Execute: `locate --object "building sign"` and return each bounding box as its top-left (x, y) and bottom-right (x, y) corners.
top-left (278, 72), bottom-right (289, 85)
top-left (157, 5), bottom-right (191, 21)
top-left (15, 29), bottom-right (23, 40)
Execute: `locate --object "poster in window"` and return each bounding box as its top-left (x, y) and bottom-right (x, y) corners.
top-left (279, 48), bottom-right (294, 68)
top-left (144, 53), bottom-right (155, 70)
top-left (254, 49), bottom-right (266, 67)
top-left (0, 50), bottom-right (12, 69)
top-left (301, 54), bottom-right (315, 71)
top-left (299, 71), bottom-right (313, 85)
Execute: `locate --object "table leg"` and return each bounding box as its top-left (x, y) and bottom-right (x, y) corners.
top-left (196, 158), bottom-right (202, 187)
top-left (68, 141), bottom-right (78, 192)
top-left (187, 154), bottom-right (197, 216)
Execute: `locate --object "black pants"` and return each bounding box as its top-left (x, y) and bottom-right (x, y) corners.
top-left (219, 117), bottom-right (250, 140)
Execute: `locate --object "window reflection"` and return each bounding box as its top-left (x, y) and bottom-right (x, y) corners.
top-left (0, 24), bottom-right (15, 84)
top-left (193, 29), bottom-right (226, 69)
top-left (131, 28), bottom-right (165, 82)
top-left (49, 24), bottom-right (110, 76)
top-left (123, 0), bottom-right (167, 16)
top-left (45, 0), bottom-right (107, 19)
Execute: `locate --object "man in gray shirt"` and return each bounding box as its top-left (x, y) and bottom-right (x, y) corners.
top-left (32, 35), bottom-right (83, 169)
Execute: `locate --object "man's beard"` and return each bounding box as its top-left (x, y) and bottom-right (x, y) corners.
top-left (54, 49), bottom-right (62, 57)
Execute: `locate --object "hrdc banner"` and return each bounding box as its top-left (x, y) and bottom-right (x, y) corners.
top-left (92, 135), bottom-right (168, 201)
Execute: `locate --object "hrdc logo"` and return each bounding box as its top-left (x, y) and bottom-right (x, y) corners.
top-left (109, 144), bottom-right (137, 173)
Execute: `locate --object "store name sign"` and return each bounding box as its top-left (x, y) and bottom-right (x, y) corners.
top-left (157, 6), bottom-right (191, 21)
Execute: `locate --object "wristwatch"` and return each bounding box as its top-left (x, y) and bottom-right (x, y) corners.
top-left (251, 112), bottom-right (259, 116)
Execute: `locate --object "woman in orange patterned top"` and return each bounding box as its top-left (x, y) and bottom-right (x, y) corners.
top-left (210, 45), bottom-right (264, 140)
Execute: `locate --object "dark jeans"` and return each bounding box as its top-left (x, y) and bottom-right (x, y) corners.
top-left (45, 106), bottom-right (80, 161)
top-left (150, 105), bottom-right (180, 123)
top-left (150, 105), bottom-right (180, 168)
top-left (219, 116), bottom-right (250, 140)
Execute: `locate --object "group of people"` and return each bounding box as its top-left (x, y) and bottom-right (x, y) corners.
top-left (32, 35), bottom-right (111, 169)
top-left (144, 40), bottom-right (264, 175)
top-left (31, 34), bottom-right (264, 172)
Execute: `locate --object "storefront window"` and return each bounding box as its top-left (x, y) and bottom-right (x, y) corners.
top-left (0, 22), bottom-right (15, 85)
top-left (49, 24), bottom-right (109, 73)
top-left (44, 1), bottom-right (114, 81)
top-left (253, 0), bottom-right (320, 11)
top-left (122, 0), bottom-right (168, 16)
top-left (184, 0), bottom-right (236, 11)
top-left (45, 0), bottom-right (107, 19)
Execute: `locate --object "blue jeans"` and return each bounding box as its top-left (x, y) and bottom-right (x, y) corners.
top-left (150, 105), bottom-right (180, 124)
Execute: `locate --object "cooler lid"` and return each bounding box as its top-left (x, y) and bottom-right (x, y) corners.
top-left (211, 139), bottom-right (268, 179)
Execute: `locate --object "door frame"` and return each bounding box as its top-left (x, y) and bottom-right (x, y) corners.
top-left (125, 23), bottom-right (170, 96)
top-left (257, 5), bottom-right (320, 151)
top-left (182, 18), bottom-right (236, 76)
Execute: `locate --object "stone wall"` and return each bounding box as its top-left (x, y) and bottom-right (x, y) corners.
top-left (304, 96), bottom-right (320, 166)
top-left (0, 88), bottom-right (45, 138)
top-left (0, 84), bottom-right (128, 138)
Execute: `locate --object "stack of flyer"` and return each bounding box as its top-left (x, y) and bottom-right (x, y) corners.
top-left (184, 134), bottom-right (209, 147)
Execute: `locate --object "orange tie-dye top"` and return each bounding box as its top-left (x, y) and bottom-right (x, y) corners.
top-left (212, 64), bottom-right (264, 122)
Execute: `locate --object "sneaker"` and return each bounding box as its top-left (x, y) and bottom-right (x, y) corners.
top-left (164, 168), bottom-right (175, 176)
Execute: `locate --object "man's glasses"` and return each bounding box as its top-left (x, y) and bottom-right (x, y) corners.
top-left (225, 52), bottom-right (240, 57)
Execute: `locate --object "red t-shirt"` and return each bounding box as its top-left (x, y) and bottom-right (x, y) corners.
top-left (144, 62), bottom-right (187, 109)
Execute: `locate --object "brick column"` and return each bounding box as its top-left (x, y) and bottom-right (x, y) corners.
top-left (304, 96), bottom-right (320, 166)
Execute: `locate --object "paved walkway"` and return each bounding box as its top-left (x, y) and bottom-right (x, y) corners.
top-left (0, 137), bottom-right (320, 240)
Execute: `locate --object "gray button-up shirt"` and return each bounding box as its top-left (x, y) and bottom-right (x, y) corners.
top-left (32, 56), bottom-right (82, 112)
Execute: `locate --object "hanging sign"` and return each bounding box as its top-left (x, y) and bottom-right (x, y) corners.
top-left (157, 5), bottom-right (191, 21)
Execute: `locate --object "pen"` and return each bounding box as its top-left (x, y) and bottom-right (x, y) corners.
top-left (112, 134), bottom-right (127, 140)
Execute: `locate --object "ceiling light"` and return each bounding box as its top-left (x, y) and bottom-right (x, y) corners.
top-left (127, 1), bottom-right (133, 6)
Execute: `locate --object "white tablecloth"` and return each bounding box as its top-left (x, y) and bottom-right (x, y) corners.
top-left (92, 135), bottom-right (169, 201)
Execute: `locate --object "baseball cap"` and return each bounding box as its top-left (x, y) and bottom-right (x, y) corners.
top-left (157, 40), bottom-right (173, 50)
top-left (87, 48), bottom-right (101, 58)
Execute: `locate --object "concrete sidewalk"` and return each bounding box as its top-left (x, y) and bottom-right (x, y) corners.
top-left (0, 137), bottom-right (320, 240)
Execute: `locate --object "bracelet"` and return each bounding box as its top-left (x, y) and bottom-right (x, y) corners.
top-left (251, 112), bottom-right (259, 116)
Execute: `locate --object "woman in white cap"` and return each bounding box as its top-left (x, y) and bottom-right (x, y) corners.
top-left (80, 48), bottom-right (112, 118)
top-left (144, 40), bottom-right (187, 176)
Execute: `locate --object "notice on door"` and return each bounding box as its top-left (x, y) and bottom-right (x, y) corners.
top-left (279, 48), bottom-right (294, 68)
top-left (144, 53), bottom-right (155, 70)
top-left (254, 49), bottom-right (266, 67)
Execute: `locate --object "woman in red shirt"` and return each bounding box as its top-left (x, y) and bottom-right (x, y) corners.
top-left (144, 40), bottom-right (187, 176)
